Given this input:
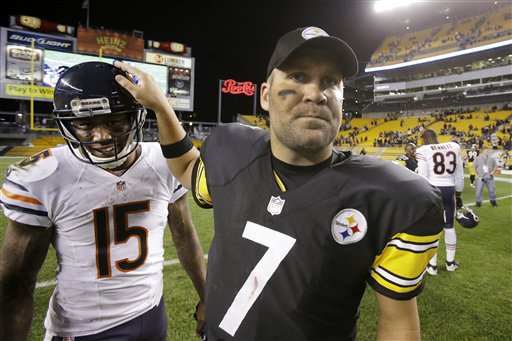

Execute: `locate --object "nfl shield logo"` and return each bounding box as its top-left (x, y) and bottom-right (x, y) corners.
top-left (116, 181), bottom-right (126, 191)
top-left (267, 196), bottom-right (285, 216)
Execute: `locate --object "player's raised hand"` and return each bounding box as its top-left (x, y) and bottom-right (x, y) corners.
top-left (114, 61), bottom-right (171, 113)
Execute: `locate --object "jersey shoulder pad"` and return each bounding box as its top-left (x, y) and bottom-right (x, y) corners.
top-left (448, 141), bottom-right (461, 151)
top-left (201, 123), bottom-right (269, 185)
top-left (143, 142), bottom-right (170, 173)
top-left (415, 145), bottom-right (428, 153)
top-left (8, 149), bottom-right (59, 183)
top-left (204, 123), bottom-right (267, 149)
top-left (142, 142), bottom-right (187, 196)
top-left (362, 156), bottom-right (436, 198)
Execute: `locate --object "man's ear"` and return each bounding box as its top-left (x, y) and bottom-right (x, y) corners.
top-left (260, 82), bottom-right (270, 111)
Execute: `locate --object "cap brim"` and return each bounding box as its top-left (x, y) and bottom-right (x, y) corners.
top-left (270, 36), bottom-right (359, 79)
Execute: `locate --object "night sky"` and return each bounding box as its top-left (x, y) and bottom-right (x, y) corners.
top-left (1, 0), bottom-right (496, 122)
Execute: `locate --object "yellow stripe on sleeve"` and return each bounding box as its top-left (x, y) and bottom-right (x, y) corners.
top-left (194, 159), bottom-right (212, 206)
top-left (370, 231), bottom-right (442, 294)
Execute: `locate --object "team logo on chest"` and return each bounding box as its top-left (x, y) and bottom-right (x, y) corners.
top-left (116, 181), bottom-right (126, 191)
top-left (267, 196), bottom-right (285, 216)
top-left (331, 209), bottom-right (367, 245)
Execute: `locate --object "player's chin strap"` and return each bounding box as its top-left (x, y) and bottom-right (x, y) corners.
top-left (89, 154), bottom-right (128, 169)
top-left (86, 141), bottom-right (137, 169)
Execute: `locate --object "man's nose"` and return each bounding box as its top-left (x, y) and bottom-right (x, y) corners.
top-left (90, 126), bottom-right (113, 141)
top-left (303, 82), bottom-right (327, 105)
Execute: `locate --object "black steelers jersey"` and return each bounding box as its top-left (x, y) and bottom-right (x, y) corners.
top-left (405, 157), bottom-right (418, 172)
top-left (192, 123), bottom-right (444, 341)
top-left (467, 149), bottom-right (479, 162)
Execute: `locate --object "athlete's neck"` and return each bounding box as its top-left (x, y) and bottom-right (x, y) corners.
top-left (104, 146), bottom-right (142, 176)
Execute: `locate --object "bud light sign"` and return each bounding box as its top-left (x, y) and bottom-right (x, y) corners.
top-left (6, 29), bottom-right (75, 52)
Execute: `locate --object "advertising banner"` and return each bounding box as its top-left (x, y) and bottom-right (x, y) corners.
top-left (43, 50), bottom-right (167, 93)
top-left (10, 15), bottom-right (75, 36)
top-left (0, 49), bottom-right (167, 101)
top-left (169, 97), bottom-right (191, 110)
top-left (221, 79), bottom-right (256, 96)
top-left (217, 79), bottom-right (258, 122)
top-left (5, 83), bottom-right (54, 99)
top-left (6, 28), bottom-right (75, 52)
top-left (147, 40), bottom-right (188, 55)
top-left (168, 67), bottom-right (191, 96)
top-left (145, 51), bottom-right (192, 68)
top-left (5, 45), bottom-right (44, 82)
top-left (77, 27), bottom-right (144, 61)
top-left (144, 51), bottom-right (194, 111)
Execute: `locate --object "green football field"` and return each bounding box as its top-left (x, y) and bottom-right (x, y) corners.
top-left (1, 156), bottom-right (511, 341)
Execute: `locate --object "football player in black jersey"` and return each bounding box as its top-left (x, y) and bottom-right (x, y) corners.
top-left (399, 142), bottom-right (418, 172)
top-left (466, 144), bottom-right (480, 188)
top-left (115, 26), bottom-right (444, 341)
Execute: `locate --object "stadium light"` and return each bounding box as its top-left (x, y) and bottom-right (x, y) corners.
top-left (374, 0), bottom-right (416, 13)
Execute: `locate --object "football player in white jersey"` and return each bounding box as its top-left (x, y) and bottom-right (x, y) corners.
top-left (416, 128), bottom-right (465, 275)
top-left (0, 62), bottom-right (206, 341)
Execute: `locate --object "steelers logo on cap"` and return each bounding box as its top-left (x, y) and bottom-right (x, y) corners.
top-left (331, 208), bottom-right (367, 245)
top-left (302, 27), bottom-right (329, 40)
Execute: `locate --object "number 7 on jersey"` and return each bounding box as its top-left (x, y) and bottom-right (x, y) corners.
top-left (219, 221), bottom-right (296, 336)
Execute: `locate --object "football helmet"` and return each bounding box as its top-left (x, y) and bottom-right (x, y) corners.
top-left (456, 206), bottom-right (479, 228)
top-left (53, 61), bottom-right (146, 169)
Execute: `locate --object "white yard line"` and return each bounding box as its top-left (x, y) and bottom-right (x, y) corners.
top-left (464, 174), bottom-right (512, 183)
top-left (35, 254), bottom-right (209, 289)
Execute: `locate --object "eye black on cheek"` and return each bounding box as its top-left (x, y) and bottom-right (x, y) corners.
top-left (277, 89), bottom-right (297, 98)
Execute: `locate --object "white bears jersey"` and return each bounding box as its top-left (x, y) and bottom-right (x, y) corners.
top-left (416, 141), bottom-right (464, 191)
top-left (1, 143), bottom-right (186, 337)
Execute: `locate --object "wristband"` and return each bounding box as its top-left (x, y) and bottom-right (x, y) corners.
top-left (160, 135), bottom-right (194, 158)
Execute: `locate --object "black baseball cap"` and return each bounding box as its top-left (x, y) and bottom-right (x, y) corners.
top-left (266, 26), bottom-right (359, 79)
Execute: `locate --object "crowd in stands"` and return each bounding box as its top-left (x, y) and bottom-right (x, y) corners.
top-left (335, 108), bottom-right (511, 150)
top-left (256, 112), bottom-right (270, 128)
top-left (368, 4), bottom-right (510, 67)
top-left (437, 111), bottom-right (511, 149)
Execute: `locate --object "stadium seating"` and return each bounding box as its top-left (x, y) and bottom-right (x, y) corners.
top-left (238, 109), bottom-right (511, 151)
top-left (368, 5), bottom-right (512, 68)
top-left (3, 136), bottom-right (64, 157)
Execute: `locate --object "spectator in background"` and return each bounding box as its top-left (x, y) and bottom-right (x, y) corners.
top-left (466, 144), bottom-right (480, 188)
top-left (491, 132), bottom-right (498, 149)
top-left (501, 150), bottom-right (510, 170)
top-left (404, 142), bottom-right (418, 172)
top-left (473, 148), bottom-right (498, 207)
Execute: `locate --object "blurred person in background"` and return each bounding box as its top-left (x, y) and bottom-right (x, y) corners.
top-left (466, 144), bottom-right (479, 188)
top-left (473, 148), bottom-right (498, 207)
top-left (404, 142), bottom-right (418, 172)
